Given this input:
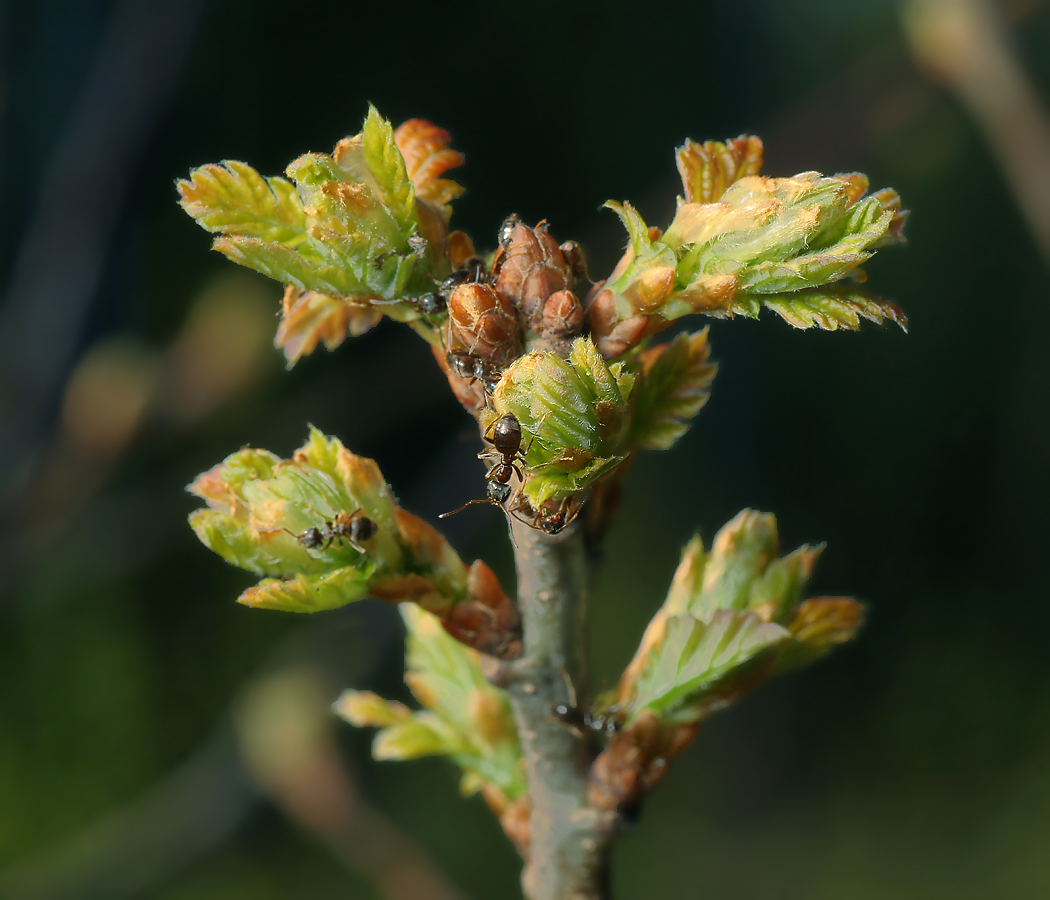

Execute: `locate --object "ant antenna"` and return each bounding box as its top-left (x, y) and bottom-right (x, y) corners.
top-left (438, 498), bottom-right (492, 519)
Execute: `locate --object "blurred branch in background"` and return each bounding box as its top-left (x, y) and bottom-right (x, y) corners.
top-left (905, 0), bottom-right (1050, 260)
top-left (236, 669), bottom-right (464, 900)
top-left (0, 0), bottom-right (208, 505)
top-left (0, 607), bottom-right (462, 900)
top-left (13, 272), bottom-right (276, 566)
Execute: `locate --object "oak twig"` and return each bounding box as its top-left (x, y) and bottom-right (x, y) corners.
top-left (499, 517), bottom-right (615, 900)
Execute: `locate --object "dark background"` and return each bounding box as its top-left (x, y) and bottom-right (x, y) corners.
top-left (1, 0), bottom-right (1049, 897)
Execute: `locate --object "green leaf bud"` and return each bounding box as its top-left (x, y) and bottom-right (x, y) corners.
top-left (488, 336), bottom-right (634, 505)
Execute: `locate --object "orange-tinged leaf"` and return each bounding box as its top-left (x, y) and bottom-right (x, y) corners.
top-left (676, 135), bottom-right (764, 203)
top-left (274, 286), bottom-right (381, 367)
top-left (394, 118), bottom-right (465, 208)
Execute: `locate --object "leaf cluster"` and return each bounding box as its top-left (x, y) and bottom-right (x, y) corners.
top-left (178, 107), bottom-right (466, 364)
top-left (618, 509), bottom-right (863, 726)
top-left (335, 605), bottom-right (525, 804)
top-left (187, 427), bottom-right (468, 614)
top-left (589, 142), bottom-right (908, 357)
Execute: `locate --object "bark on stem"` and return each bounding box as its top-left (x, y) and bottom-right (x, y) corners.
top-left (502, 517), bottom-right (611, 900)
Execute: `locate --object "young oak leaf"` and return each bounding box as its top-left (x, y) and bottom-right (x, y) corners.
top-left (179, 108), bottom-right (452, 348)
top-left (628, 328), bottom-right (717, 450)
top-left (628, 611), bottom-right (791, 722)
top-left (176, 161), bottom-right (307, 245)
top-left (187, 428), bottom-right (521, 657)
top-left (335, 605), bottom-right (525, 800)
top-left (616, 509), bottom-right (841, 726)
top-left (590, 162), bottom-right (909, 358)
top-left (676, 135), bottom-right (764, 204)
top-left (489, 336), bottom-right (635, 505)
top-left (274, 286), bottom-right (382, 368)
top-left (361, 105), bottom-right (416, 236)
top-left (394, 118), bottom-right (465, 209)
top-left (733, 285), bottom-right (908, 332)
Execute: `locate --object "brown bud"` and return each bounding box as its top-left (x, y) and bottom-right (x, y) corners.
top-left (448, 283), bottom-right (522, 366)
top-left (541, 290), bottom-right (584, 336)
top-left (442, 560), bottom-right (522, 660)
top-left (494, 222), bottom-right (571, 333)
top-left (588, 711), bottom-right (698, 811)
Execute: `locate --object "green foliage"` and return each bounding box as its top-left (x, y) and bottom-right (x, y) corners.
top-left (592, 168), bottom-right (908, 358)
top-left (177, 106), bottom-right (464, 366)
top-left (489, 336), bottom-right (635, 505)
top-left (630, 611), bottom-right (790, 719)
top-left (361, 105), bottom-right (416, 233)
top-left (628, 329), bottom-right (717, 450)
top-left (186, 427), bottom-right (469, 614)
top-left (335, 605), bottom-right (525, 800)
top-left (618, 509), bottom-right (862, 725)
top-left (176, 160), bottom-right (307, 245)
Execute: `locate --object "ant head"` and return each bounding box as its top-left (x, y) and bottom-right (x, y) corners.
top-left (487, 481), bottom-right (513, 504)
top-left (417, 292), bottom-right (444, 316)
top-left (300, 526), bottom-right (325, 548)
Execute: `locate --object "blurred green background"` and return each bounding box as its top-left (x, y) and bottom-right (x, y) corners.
top-left (1, 0), bottom-right (1049, 897)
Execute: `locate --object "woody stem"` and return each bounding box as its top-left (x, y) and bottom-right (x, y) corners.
top-left (502, 517), bottom-right (613, 900)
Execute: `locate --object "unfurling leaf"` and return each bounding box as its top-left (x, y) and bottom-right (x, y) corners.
top-left (628, 329), bottom-right (717, 450)
top-left (394, 118), bottom-right (466, 210)
top-left (775, 596), bottom-right (865, 672)
top-left (629, 611), bottom-right (790, 720)
top-left (361, 105), bottom-right (416, 234)
top-left (733, 285), bottom-right (908, 332)
top-left (676, 135), bottom-right (764, 204)
top-left (617, 509), bottom-right (840, 725)
top-left (177, 161), bottom-right (307, 245)
top-left (178, 107), bottom-right (459, 356)
top-left (593, 509), bottom-right (861, 808)
top-left (488, 336), bottom-right (635, 505)
top-left (274, 286), bottom-right (381, 367)
top-left (186, 428), bottom-right (520, 656)
top-left (335, 605), bottom-right (525, 799)
top-left (590, 159), bottom-right (909, 358)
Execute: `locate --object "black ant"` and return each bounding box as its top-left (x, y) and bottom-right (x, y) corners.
top-left (446, 350), bottom-right (502, 393)
top-left (372, 291), bottom-right (446, 317)
top-left (525, 495), bottom-right (585, 536)
top-left (440, 255), bottom-right (489, 296)
top-left (480, 413), bottom-right (533, 488)
top-left (438, 413), bottom-right (537, 520)
top-left (282, 508), bottom-right (377, 554)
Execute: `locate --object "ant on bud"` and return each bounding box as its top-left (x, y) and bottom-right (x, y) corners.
top-left (440, 256), bottom-right (490, 297)
top-left (281, 508), bottom-right (378, 555)
top-left (446, 350), bottom-right (502, 394)
top-left (439, 413), bottom-right (536, 520)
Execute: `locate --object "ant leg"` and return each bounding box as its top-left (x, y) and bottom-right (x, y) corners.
top-left (520, 414), bottom-right (550, 458)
